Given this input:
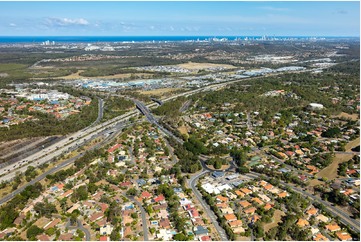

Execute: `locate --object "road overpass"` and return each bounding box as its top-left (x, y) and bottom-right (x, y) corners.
top-left (133, 99), bottom-right (184, 144)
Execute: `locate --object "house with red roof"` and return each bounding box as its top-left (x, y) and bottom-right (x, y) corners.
top-left (90, 212), bottom-right (104, 221)
top-left (108, 144), bottom-right (122, 153)
top-left (99, 236), bottom-right (110, 241)
top-left (141, 191), bottom-right (152, 200)
top-left (285, 151), bottom-right (295, 157)
top-left (159, 218), bottom-right (171, 229)
top-left (43, 218), bottom-right (61, 230)
top-left (200, 235), bottom-right (212, 241)
top-left (99, 203), bottom-right (109, 212)
top-left (188, 208), bottom-right (200, 218)
top-left (120, 181), bottom-right (132, 187)
top-left (153, 194), bottom-right (165, 203)
top-left (37, 234), bottom-right (50, 241)
top-left (183, 204), bottom-right (195, 211)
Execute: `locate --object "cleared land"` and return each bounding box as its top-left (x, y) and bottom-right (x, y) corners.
top-left (333, 112), bottom-right (359, 121)
top-left (345, 137), bottom-right (360, 151)
top-left (139, 88), bottom-right (182, 96)
top-left (236, 236), bottom-right (251, 241)
top-left (316, 153), bottom-right (354, 180)
top-left (176, 62), bottom-right (235, 70)
top-left (264, 209), bottom-right (285, 232)
top-left (308, 179), bottom-right (324, 187)
top-left (178, 126), bottom-right (188, 136)
top-left (57, 69), bottom-right (84, 79)
top-left (206, 164), bottom-right (230, 170)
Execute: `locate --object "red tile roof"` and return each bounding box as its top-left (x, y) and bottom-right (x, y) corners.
top-left (99, 236), bottom-right (109, 241)
top-left (141, 191), bottom-right (152, 199)
top-left (108, 144), bottom-right (122, 153)
top-left (153, 194), bottom-right (165, 203)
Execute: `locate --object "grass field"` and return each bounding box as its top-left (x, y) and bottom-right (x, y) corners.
top-left (139, 88), bottom-right (182, 96)
top-left (0, 63), bottom-right (30, 80)
top-left (176, 62), bottom-right (236, 70)
top-left (178, 126), bottom-right (188, 136)
top-left (345, 137), bottom-right (360, 151)
top-left (308, 179), bottom-right (324, 187)
top-left (264, 209), bottom-right (285, 232)
top-left (236, 236), bottom-right (251, 241)
top-left (333, 112), bottom-right (359, 121)
top-left (0, 63), bottom-right (27, 72)
top-left (316, 153), bottom-right (354, 180)
top-left (46, 69), bottom-right (84, 79)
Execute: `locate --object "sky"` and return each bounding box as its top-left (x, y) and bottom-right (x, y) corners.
top-left (0, 1), bottom-right (359, 37)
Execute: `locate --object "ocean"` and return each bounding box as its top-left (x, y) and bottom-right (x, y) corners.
top-left (0, 36), bottom-right (351, 44)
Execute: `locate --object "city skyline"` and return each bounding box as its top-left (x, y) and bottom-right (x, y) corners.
top-left (0, 1), bottom-right (359, 37)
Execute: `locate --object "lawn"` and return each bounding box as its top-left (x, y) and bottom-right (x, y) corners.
top-left (345, 137), bottom-right (360, 152)
top-left (139, 87), bottom-right (181, 96)
top-left (333, 112), bottom-right (359, 121)
top-left (177, 126), bottom-right (189, 137)
top-left (316, 153), bottom-right (354, 180)
top-left (264, 209), bottom-right (285, 233)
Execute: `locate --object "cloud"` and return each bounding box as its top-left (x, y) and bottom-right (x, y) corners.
top-left (44, 17), bottom-right (89, 27)
top-left (261, 6), bottom-right (289, 12)
top-left (9, 23), bottom-right (16, 27)
top-left (335, 10), bottom-right (348, 15)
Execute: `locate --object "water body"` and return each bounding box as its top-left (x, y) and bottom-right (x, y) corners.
top-left (0, 36), bottom-right (356, 44)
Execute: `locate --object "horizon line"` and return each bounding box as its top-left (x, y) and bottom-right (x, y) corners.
top-left (0, 35), bottom-right (359, 38)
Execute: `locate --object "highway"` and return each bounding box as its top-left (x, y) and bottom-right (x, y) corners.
top-left (131, 99), bottom-right (229, 240)
top-left (0, 120), bottom-right (132, 205)
top-left (179, 100), bottom-right (192, 113)
top-left (0, 108), bottom-right (138, 182)
top-left (133, 99), bottom-right (184, 144)
top-left (91, 98), bottom-right (104, 126)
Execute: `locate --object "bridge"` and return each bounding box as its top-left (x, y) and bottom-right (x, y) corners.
top-left (134, 99), bottom-right (183, 144)
top-left (150, 97), bottom-right (163, 105)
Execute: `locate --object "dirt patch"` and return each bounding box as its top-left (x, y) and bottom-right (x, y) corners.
top-left (0, 184), bottom-right (13, 198)
top-left (308, 179), bottom-right (324, 187)
top-left (206, 164), bottom-right (230, 170)
top-left (139, 88), bottom-right (181, 96)
top-left (333, 112), bottom-right (359, 121)
top-left (345, 137), bottom-right (360, 152)
top-left (177, 62), bottom-right (235, 70)
top-left (178, 126), bottom-right (188, 136)
top-left (316, 153), bottom-right (354, 180)
top-left (235, 236), bottom-right (251, 241)
top-left (264, 209), bottom-right (285, 232)
top-left (60, 70), bottom-right (84, 79)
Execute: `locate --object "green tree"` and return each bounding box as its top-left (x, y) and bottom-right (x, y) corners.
top-left (27, 225), bottom-right (44, 240)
